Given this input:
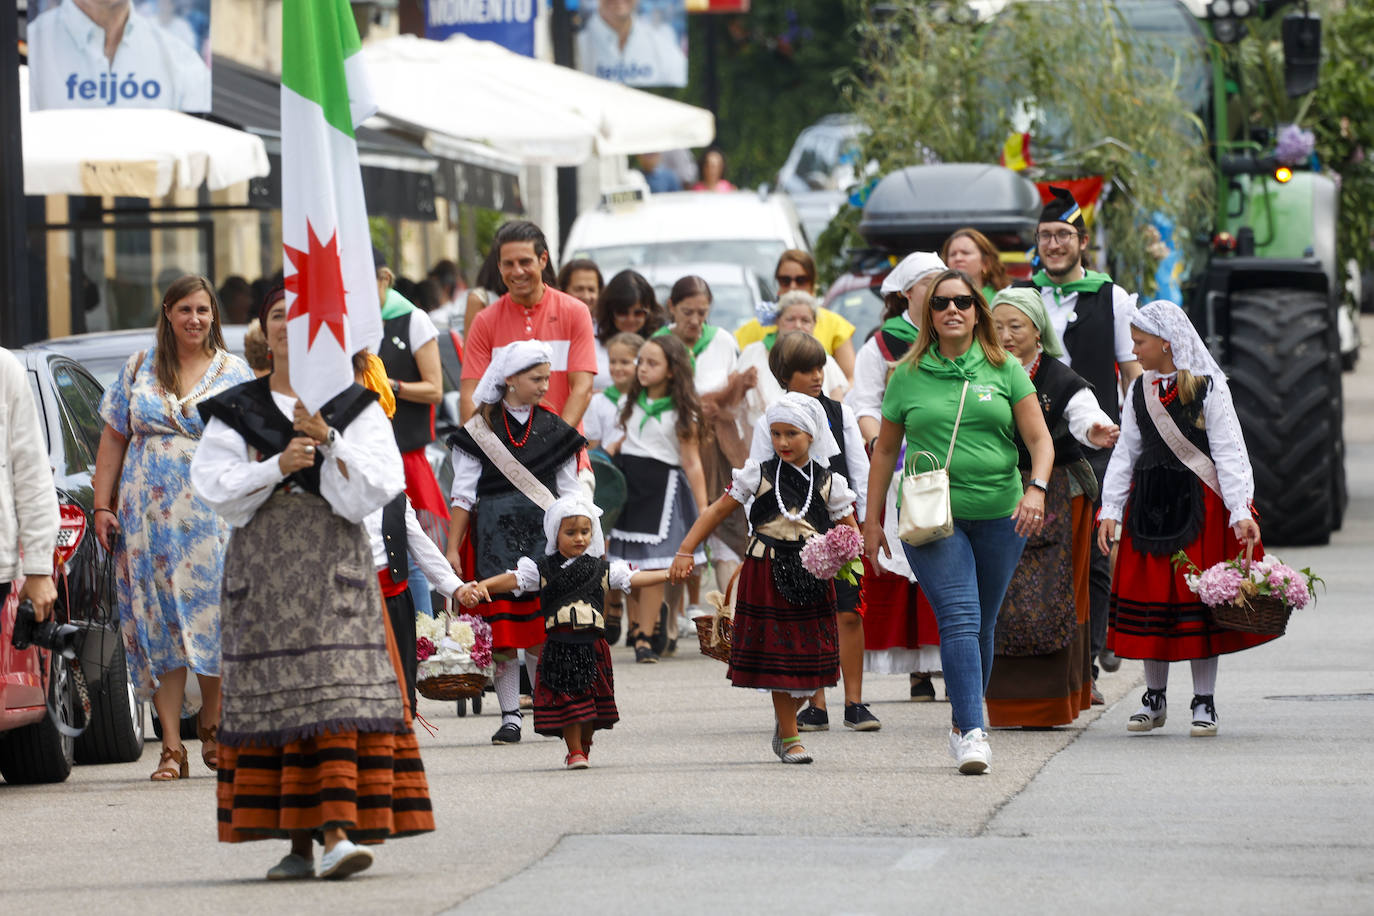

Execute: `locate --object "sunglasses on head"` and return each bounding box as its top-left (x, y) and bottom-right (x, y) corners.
top-left (930, 295), bottom-right (976, 312)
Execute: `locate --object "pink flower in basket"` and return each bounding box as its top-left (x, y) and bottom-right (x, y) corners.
top-left (800, 526), bottom-right (864, 585)
top-left (416, 636), bottom-right (436, 662)
top-left (458, 613), bottom-right (495, 670)
top-left (1173, 550), bottom-right (1321, 611)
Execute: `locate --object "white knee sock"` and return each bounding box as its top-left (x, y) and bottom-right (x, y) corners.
top-left (1143, 660), bottom-right (1170, 692)
top-left (525, 650), bottom-right (540, 694)
top-left (1190, 656), bottom-right (1218, 697)
top-left (494, 662), bottom-right (521, 726)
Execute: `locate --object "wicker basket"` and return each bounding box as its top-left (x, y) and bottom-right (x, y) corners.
top-left (694, 566), bottom-right (740, 663)
top-left (1207, 544), bottom-right (1293, 636)
top-left (417, 672), bottom-right (487, 701)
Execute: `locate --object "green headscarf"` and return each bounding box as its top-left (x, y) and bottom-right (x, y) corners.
top-left (990, 287), bottom-right (1064, 359)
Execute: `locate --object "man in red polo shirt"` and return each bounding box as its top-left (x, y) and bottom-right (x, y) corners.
top-left (460, 221), bottom-right (597, 427)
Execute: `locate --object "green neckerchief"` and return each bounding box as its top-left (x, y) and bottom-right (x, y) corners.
top-left (636, 389), bottom-right (674, 431)
top-left (918, 341), bottom-right (988, 382)
top-left (879, 314), bottom-right (919, 343)
top-left (982, 284), bottom-right (997, 304)
top-left (602, 384), bottom-right (621, 403)
top-left (653, 324), bottom-right (719, 362)
top-left (763, 330), bottom-right (778, 351)
top-left (1031, 268), bottom-right (1112, 306)
top-left (380, 287), bottom-right (417, 320)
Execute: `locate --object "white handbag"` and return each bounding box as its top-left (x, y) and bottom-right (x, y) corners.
top-left (898, 380), bottom-right (969, 547)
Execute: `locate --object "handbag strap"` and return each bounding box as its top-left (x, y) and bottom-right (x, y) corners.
top-left (463, 414), bottom-right (557, 510)
top-left (944, 380), bottom-right (970, 470)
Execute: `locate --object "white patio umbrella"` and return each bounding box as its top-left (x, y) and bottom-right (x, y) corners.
top-left (361, 34), bottom-right (716, 166)
top-left (19, 66), bottom-right (271, 198)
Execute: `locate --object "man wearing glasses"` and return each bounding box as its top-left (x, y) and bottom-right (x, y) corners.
top-left (1014, 186), bottom-right (1140, 693)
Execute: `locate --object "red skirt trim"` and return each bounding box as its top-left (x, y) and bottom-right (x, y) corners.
top-left (1108, 485), bottom-right (1279, 662)
top-left (727, 555), bottom-right (839, 691)
top-left (533, 637), bottom-right (618, 736)
top-left (860, 559), bottom-right (940, 651)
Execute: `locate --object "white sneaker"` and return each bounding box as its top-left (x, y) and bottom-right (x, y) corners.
top-left (317, 840), bottom-right (374, 880)
top-left (950, 728), bottom-right (991, 775)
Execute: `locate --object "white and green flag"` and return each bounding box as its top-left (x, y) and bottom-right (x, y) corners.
top-left (281, 0), bottom-right (381, 413)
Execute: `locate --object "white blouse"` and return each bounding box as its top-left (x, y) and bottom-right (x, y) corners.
top-left (447, 402), bottom-right (581, 510)
top-left (1100, 372), bottom-right (1255, 527)
top-left (582, 390), bottom-right (625, 449)
top-left (191, 392), bottom-right (404, 528)
top-left (592, 338), bottom-right (613, 392)
top-left (512, 554), bottom-right (636, 595)
top-left (726, 458), bottom-right (858, 522)
top-left (847, 313), bottom-right (917, 424)
top-left (748, 399), bottom-right (870, 522)
top-left (362, 498), bottom-right (461, 599)
top-left (736, 340), bottom-right (849, 431)
top-left (682, 326), bottom-right (741, 395)
top-left (619, 400), bottom-right (683, 467)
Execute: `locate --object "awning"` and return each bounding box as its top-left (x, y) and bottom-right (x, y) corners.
top-left (19, 66), bottom-right (270, 198)
top-left (362, 35), bottom-right (717, 167)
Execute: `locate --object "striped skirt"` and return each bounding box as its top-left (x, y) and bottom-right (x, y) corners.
top-left (532, 636), bottom-right (618, 736)
top-left (727, 553), bottom-right (839, 692)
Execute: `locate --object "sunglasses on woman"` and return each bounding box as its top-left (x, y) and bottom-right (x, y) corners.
top-left (930, 295), bottom-right (976, 312)
top-left (775, 273), bottom-right (809, 288)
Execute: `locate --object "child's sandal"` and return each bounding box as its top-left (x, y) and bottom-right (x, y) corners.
top-left (779, 735), bottom-right (813, 765)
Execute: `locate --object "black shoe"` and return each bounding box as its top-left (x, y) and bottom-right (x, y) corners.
top-left (604, 615), bottom-right (622, 646)
top-left (491, 715), bottom-right (522, 745)
top-left (649, 602), bottom-right (669, 656)
top-left (910, 676), bottom-right (936, 702)
top-left (796, 706), bottom-right (830, 732)
top-left (844, 702), bottom-right (882, 731)
top-left (634, 644), bottom-right (659, 664)
top-left (664, 637), bottom-right (677, 657)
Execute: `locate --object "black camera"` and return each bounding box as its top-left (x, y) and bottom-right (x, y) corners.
top-left (11, 600), bottom-right (84, 660)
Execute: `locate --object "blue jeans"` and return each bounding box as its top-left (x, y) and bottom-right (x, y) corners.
top-left (408, 554), bottom-right (434, 618)
top-left (901, 516), bottom-right (1026, 733)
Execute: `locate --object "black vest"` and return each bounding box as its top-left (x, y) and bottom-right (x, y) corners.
top-left (1013, 279), bottom-right (1121, 423)
top-left (536, 553), bottom-right (606, 643)
top-left (748, 457), bottom-right (832, 544)
top-left (381, 496), bottom-right (409, 584)
top-left (1126, 376), bottom-right (1212, 556)
top-left (447, 407), bottom-right (586, 500)
top-left (1016, 355), bottom-right (1091, 470)
top-left (818, 395), bottom-right (852, 485)
top-left (197, 377), bottom-right (378, 498)
top-left (378, 312), bottom-right (436, 453)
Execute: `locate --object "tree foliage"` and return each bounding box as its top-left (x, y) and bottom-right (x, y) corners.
top-left (842, 0), bottom-right (1215, 296)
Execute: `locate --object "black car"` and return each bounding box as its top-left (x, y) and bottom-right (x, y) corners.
top-left (1, 350), bottom-right (146, 783)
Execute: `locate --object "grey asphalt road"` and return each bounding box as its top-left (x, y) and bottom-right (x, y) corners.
top-left (7, 324), bottom-right (1372, 915)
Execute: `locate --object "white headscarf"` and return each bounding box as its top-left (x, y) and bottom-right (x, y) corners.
top-left (1130, 300), bottom-right (1227, 387)
top-left (880, 251), bottom-right (947, 296)
top-left (543, 493), bottom-right (606, 559)
top-left (473, 340), bottom-right (554, 405)
top-left (765, 391), bottom-right (840, 465)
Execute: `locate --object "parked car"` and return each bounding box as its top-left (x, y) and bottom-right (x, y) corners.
top-left (26, 326), bottom-right (250, 389)
top-left (776, 114), bottom-right (870, 245)
top-left (562, 190), bottom-right (810, 298)
top-left (636, 261), bottom-right (771, 335)
top-left (0, 350), bottom-right (145, 784)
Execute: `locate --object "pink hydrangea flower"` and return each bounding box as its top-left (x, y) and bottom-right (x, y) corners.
top-left (800, 526), bottom-right (864, 580)
top-left (1195, 564), bottom-right (1244, 607)
top-left (416, 636), bottom-right (436, 662)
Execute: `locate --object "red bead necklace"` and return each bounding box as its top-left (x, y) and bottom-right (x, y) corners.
top-left (503, 407), bottom-right (534, 448)
top-left (1156, 378), bottom-right (1179, 406)
top-left (1027, 353), bottom-right (1042, 380)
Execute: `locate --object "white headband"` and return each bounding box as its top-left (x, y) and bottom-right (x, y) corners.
top-left (543, 493), bottom-right (605, 558)
top-left (474, 340), bottom-right (554, 404)
top-left (881, 251), bottom-right (947, 295)
top-left (765, 392), bottom-right (839, 465)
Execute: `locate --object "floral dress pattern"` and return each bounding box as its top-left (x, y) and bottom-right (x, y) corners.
top-left (99, 348), bottom-right (252, 696)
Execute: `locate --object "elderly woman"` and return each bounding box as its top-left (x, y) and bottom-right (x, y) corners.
top-left (593, 269), bottom-right (666, 391)
top-left (92, 275), bottom-right (252, 781)
top-left (191, 290), bottom-right (434, 880)
top-left (736, 291), bottom-right (848, 431)
top-left (864, 269), bottom-right (1055, 775)
top-left (941, 228), bottom-right (1010, 304)
top-left (846, 251), bottom-right (947, 699)
top-left (983, 288), bottom-right (1119, 728)
top-left (735, 250), bottom-right (858, 379)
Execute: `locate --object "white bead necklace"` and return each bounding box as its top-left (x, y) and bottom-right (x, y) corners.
top-left (774, 459), bottom-right (814, 522)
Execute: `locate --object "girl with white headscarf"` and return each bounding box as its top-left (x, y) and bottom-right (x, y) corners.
top-left (457, 495), bottom-right (671, 770)
top-left (1097, 301), bottom-right (1271, 739)
top-left (444, 340), bottom-right (587, 746)
top-left (671, 391), bottom-right (859, 765)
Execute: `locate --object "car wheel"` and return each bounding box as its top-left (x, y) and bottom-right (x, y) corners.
top-left (75, 647), bottom-right (146, 765)
top-left (0, 651), bottom-right (76, 784)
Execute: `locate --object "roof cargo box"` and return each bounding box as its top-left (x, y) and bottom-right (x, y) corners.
top-left (858, 163), bottom-right (1042, 253)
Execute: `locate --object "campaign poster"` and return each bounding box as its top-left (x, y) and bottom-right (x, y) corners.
top-left (577, 0), bottom-right (688, 88)
top-left (26, 0), bottom-right (212, 112)
top-left (425, 0), bottom-right (536, 58)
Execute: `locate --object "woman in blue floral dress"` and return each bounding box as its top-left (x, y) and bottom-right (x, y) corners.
top-left (92, 275), bottom-right (252, 781)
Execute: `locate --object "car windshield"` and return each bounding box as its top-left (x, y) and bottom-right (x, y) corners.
top-left (80, 355), bottom-right (137, 389)
top-left (577, 241), bottom-right (789, 294)
top-left (653, 281), bottom-right (759, 334)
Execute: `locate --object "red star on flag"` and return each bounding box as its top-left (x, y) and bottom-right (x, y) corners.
top-left (284, 221), bottom-right (349, 350)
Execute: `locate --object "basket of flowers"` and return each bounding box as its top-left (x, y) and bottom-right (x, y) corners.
top-left (1173, 544), bottom-right (1321, 636)
top-left (694, 568), bottom-right (738, 664)
top-left (415, 612), bottom-right (495, 700)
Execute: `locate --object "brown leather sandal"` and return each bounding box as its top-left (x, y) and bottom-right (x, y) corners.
top-left (198, 723), bottom-right (219, 771)
top-left (151, 745), bottom-right (189, 781)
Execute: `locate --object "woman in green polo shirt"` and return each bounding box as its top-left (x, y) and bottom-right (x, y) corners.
top-left (863, 268), bottom-right (1054, 776)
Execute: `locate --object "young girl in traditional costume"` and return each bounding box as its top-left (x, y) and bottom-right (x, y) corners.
top-left (445, 340), bottom-right (587, 745)
top-left (748, 332), bottom-right (878, 732)
top-left (607, 334), bottom-right (708, 663)
top-left (1097, 301), bottom-right (1270, 737)
top-left (459, 494), bottom-right (671, 769)
top-left (582, 331), bottom-right (643, 453)
top-left (673, 392), bottom-right (859, 764)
